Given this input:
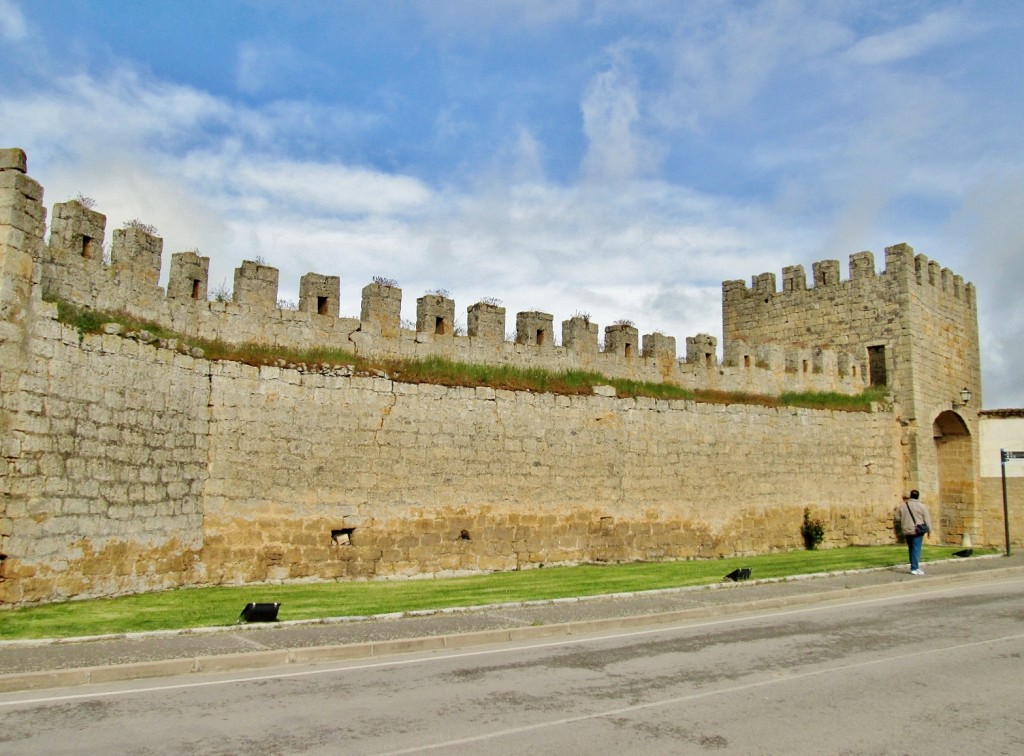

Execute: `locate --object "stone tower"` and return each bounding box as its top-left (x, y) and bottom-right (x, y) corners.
top-left (722, 245), bottom-right (981, 544)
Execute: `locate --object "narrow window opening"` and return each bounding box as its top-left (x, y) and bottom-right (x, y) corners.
top-left (536, 329), bottom-right (545, 345)
top-left (705, 353), bottom-right (713, 368)
top-left (81, 235), bottom-right (96, 260)
top-left (852, 364), bottom-right (858, 377)
top-left (331, 528), bottom-right (355, 546)
top-left (191, 279), bottom-right (201, 300)
top-left (802, 360), bottom-right (810, 373)
top-left (317, 296), bottom-right (329, 315)
top-left (868, 345), bottom-right (887, 387)
top-left (624, 343), bottom-right (634, 358)
top-left (435, 316), bottom-right (446, 335)
top-left (743, 355), bottom-right (751, 368)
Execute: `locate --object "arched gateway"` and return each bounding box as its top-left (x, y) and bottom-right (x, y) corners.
top-left (933, 410), bottom-right (976, 545)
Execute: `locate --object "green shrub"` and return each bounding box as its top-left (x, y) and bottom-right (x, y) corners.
top-left (801, 508), bottom-right (826, 550)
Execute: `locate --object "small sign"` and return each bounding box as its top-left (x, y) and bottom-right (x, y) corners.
top-left (1002, 450), bottom-right (1024, 462)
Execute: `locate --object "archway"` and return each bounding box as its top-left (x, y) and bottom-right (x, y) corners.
top-left (932, 411), bottom-right (975, 545)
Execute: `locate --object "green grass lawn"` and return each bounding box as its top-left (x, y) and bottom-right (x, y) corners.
top-left (0, 545), bottom-right (993, 640)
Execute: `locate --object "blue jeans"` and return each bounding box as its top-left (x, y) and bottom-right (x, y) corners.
top-left (906, 534), bottom-right (923, 570)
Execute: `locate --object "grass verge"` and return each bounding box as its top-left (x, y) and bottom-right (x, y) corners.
top-left (0, 546), bottom-right (992, 640)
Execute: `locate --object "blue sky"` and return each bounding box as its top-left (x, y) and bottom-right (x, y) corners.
top-left (1, 0), bottom-right (1022, 407)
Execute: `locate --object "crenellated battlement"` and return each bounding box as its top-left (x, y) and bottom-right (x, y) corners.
top-left (1, 150), bottom-right (871, 397)
top-left (724, 245), bottom-right (974, 308)
top-left (5, 147), bottom-right (980, 409)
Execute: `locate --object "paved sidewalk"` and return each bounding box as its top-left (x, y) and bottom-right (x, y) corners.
top-left (2, 553), bottom-right (1023, 694)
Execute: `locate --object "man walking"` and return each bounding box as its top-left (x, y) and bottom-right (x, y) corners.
top-left (898, 490), bottom-right (933, 575)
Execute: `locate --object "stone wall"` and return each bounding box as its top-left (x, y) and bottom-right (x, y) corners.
top-left (201, 360), bottom-right (900, 585)
top-left (0, 148), bottom-right (983, 607)
top-left (903, 252), bottom-right (982, 542)
top-left (723, 250), bottom-right (903, 384)
top-left (0, 306), bottom-right (901, 604)
top-left (1, 308), bottom-right (210, 604)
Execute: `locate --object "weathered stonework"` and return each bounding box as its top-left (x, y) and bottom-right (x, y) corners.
top-left (298, 272), bottom-right (340, 318)
top-left (0, 149), bottom-right (987, 606)
top-left (416, 293), bottom-right (455, 338)
top-left (199, 372), bottom-right (898, 585)
top-left (167, 250), bottom-right (210, 302)
top-left (723, 246), bottom-right (982, 544)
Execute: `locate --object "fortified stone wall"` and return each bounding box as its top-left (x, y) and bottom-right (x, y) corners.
top-left (0, 148), bottom-right (981, 606)
top-left (722, 246), bottom-right (976, 402)
top-left (978, 477), bottom-right (1024, 551)
top-left (723, 250), bottom-right (904, 385)
top-left (1, 304), bottom-right (900, 604)
top-left (38, 197), bottom-right (867, 399)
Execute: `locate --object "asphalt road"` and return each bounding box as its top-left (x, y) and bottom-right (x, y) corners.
top-left (2, 573), bottom-right (1022, 755)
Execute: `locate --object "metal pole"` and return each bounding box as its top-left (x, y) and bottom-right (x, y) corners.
top-left (1001, 449), bottom-right (1012, 557)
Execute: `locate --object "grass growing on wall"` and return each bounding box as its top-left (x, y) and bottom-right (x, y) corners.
top-left (0, 546), bottom-right (992, 640)
top-left (46, 297), bottom-right (884, 411)
top-left (54, 300), bottom-right (177, 343)
top-left (382, 355), bottom-right (603, 395)
top-left (780, 387), bottom-right (888, 411)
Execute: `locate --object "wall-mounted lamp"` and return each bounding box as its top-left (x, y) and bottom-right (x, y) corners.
top-left (951, 387), bottom-right (972, 409)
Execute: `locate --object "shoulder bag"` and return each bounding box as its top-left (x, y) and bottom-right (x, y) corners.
top-left (906, 502), bottom-right (929, 536)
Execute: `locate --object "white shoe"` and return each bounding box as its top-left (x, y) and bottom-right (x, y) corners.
top-left (911, 569), bottom-right (925, 575)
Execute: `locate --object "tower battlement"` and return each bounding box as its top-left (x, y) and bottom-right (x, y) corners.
top-left (724, 245), bottom-right (974, 309)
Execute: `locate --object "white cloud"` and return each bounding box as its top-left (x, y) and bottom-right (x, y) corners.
top-left (0, 0), bottom-right (27, 41)
top-left (5, 69), bottom-right (229, 161)
top-left (844, 10), bottom-right (968, 65)
top-left (4, 66), bottom-right (385, 176)
top-left (581, 61), bottom-right (659, 180)
top-left (3, 2), bottom-right (1022, 406)
top-left (653, 2), bottom-right (852, 128)
top-left (181, 152), bottom-right (434, 216)
top-left (514, 127), bottom-right (546, 183)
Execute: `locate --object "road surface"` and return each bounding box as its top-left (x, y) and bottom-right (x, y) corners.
top-left (2, 575), bottom-right (1022, 754)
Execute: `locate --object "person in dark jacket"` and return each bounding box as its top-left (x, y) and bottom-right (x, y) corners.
top-left (898, 490), bottom-right (933, 575)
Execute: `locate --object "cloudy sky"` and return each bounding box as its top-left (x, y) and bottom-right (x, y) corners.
top-left (1, 1), bottom-right (1021, 407)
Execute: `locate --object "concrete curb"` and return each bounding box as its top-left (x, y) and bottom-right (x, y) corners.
top-left (3, 563), bottom-right (1021, 695)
